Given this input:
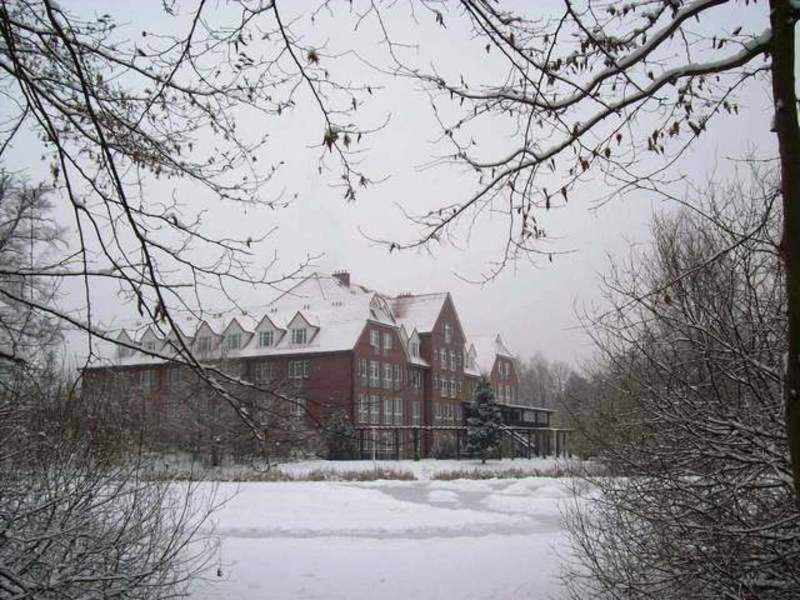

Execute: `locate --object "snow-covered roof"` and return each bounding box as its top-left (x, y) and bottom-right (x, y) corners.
top-left (467, 334), bottom-right (515, 376)
top-left (389, 293), bottom-right (448, 333)
top-left (110, 272), bottom-right (428, 366)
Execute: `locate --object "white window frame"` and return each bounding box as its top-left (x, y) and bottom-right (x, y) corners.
top-left (258, 330), bottom-right (274, 347)
top-left (225, 331), bottom-right (241, 351)
top-left (197, 336), bottom-right (212, 354)
top-left (358, 358), bottom-right (368, 384)
top-left (383, 396), bottom-right (393, 425)
top-left (370, 394), bottom-right (380, 424)
top-left (412, 400), bottom-right (421, 426)
top-left (383, 363), bottom-right (393, 390)
top-left (370, 329), bottom-right (380, 349)
top-left (254, 362), bottom-right (272, 382)
top-left (141, 369), bottom-right (156, 389)
top-left (358, 394), bottom-right (369, 424)
top-left (289, 360), bottom-right (310, 379)
top-left (291, 328), bottom-right (307, 345)
top-left (291, 397), bottom-right (306, 417)
top-left (383, 332), bottom-right (393, 351)
top-left (168, 367), bottom-right (182, 386)
top-left (369, 360), bottom-right (380, 387)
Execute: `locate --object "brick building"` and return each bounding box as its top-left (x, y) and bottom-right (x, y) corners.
top-left (83, 272), bottom-right (566, 459)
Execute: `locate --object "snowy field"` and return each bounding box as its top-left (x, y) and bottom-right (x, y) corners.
top-left (191, 465), bottom-right (582, 599)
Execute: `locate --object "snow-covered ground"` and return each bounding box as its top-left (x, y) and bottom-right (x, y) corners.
top-left (191, 473), bottom-right (581, 599)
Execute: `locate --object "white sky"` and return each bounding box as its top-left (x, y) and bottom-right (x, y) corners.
top-left (4, 1), bottom-right (780, 368)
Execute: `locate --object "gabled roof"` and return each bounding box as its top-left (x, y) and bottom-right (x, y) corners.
top-left (389, 292), bottom-right (448, 333)
top-left (468, 333), bottom-right (515, 375)
top-left (108, 272), bottom-right (465, 367)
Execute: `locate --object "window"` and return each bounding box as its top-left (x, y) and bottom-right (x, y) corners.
top-left (225, 331), bottom-right (241, 351)
top-left (370, 395), bottom-right (380, 424)
top-left (291, 397), bottom-right (306, 417)
top-left (433, 374), bottom-right (439, 393)
top-left (410, 341), bottom-right (419, 356)
top-left (412, 400), bottom-right (421, 426)
top-left (168, 367), bottom-right (182, 386)
top-left (440, 349), bottom-right (447, 370)
top-left (140, 369), bottom-right (156, 389)
top-left (370, 329), bottom-right (380, 349)
top-left (144, 341), bottom-right (156, 353)
top-left (444, 322), bottom-right (453, 343)
top-left (383, 397), bottom-right (393, 425)
top-left (358, 394), bottom-right (369, 424)
top-left (449, 350), bottom-right (456, 371)
top-left (383, 332), bottom-right (393, 351)
top-left (289, 360), bottom-right (310, 379)
top-left (394, 397), bottom-right (403, 425)
top-left (433, 402), bottom-right (441, 425)
top-left (197, 336), bottom-right (212, 354)
top-left (358, 358), bottom-right (368, 384)
top-left (258, 330), bottom-right (274, 347)
top-left (253, 362), bottom-right (272, 382)
top-left (118, 345), bottom-right (133, 359)
top-left (393, 364), bottom-right (401, 390)
top-left (383, 363), bottom-right (393, 390)
top-left (291, 328), bottom-right (307, 345)
top-left (413, 370), bottom-right (422, 390)
top-left (369, 360), bottom-right (380, 387)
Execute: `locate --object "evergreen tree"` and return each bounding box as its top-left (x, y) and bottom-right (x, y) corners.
top-left (466, 379), bottom-right (503, 464)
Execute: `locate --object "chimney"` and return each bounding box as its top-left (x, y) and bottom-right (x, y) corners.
top-left (332, 270), bottom-right (350, 287)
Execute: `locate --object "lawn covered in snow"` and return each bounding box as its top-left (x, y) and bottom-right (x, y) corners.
top-left (191, 464), bottom-right (581, 599)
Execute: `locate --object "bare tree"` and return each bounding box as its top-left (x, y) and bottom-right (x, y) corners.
top-left (0, 360), bottom-right (219, 599)
top-left (0, 185), bottom-right (219, 597)
top-left (0, 0), bottom-right (385, 444)
top-left (346, 0), bottom-right (800, 498)
top-left (561, 169), bottom-right (799, 598)
top-left (518, 352), bottom-right (574, 409)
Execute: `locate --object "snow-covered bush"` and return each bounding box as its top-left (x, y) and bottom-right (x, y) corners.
top-left (0, 365), bottom-right (218, 599)
top-left (563, 171), bottom-right (800, 598)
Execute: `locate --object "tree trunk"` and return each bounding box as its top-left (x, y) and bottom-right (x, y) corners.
top-left (769, 0), bottom-right (800, 501)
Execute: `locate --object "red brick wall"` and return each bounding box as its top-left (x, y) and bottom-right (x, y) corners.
top-left (425, 295), bottom-right (468, 421)
top-left (352, 322), bottom-right (422, 427)
top-left (489, 356), bottom-right (519, 404)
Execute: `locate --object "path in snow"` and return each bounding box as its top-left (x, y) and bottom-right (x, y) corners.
top-left (192, 476), bottom-right (576, 599)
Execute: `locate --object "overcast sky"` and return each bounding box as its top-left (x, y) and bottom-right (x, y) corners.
top-left (5, 1), bottom-right (779, 369)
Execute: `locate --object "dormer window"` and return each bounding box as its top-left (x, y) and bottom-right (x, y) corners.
top-left (382, 332), bottom-right (393, 351)
top-left (225, 332), bottom-right (241, 351)
top-left (143, 342), bottom-right (156, 353)
top-left (258, 330), bottom-right (274, 347)
top-left (197, 336), bottom-right (212, 354)
top-left (444, 322), bottom-right (453, 344)
top-left (291, 328), bottom-right (307, 345)
top-left (410, 341), bottom-right (419, 357)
